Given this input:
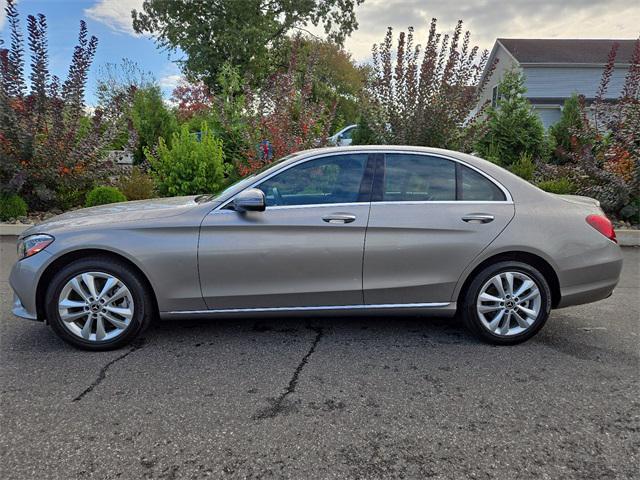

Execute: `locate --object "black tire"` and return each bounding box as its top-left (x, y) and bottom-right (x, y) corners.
top-left (461, 261), bottom-right (551, 345)
top-left (45, 257), bottom-right (154, 350)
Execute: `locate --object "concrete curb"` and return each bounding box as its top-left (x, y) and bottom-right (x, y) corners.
top-left (616, 229), bottom-right (640, 247)
top-left (0, 223), bottom-right (639, 246)
top-left (0, 224), bottom-right (32, 236)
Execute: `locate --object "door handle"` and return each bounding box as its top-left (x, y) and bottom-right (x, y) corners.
top-left (322, 213), bottom-right (356, 224)
top-left (462, 214), bottom-right (495, 224)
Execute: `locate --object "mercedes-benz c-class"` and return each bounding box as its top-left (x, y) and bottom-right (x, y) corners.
top-left (10, 146), bottom-right (623, 350)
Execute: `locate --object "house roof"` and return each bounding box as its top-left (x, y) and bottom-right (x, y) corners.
top-left (497, 38), bottom-right (638, 65)
top-left (498, 38), bottom-right (636, 64)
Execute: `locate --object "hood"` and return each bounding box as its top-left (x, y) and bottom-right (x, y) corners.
top-left (22, 196), bottom-right (204, 236)
top-left (553, 194), bottom-right (601, 208)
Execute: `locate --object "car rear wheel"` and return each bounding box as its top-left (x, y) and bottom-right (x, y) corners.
top-left (462, 261), bottom-right (551, 345)
top-left (45, 257), bottom-right (153, 350)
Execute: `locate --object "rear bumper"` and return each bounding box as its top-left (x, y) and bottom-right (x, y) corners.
top-left (556, 243), bottom-right (623, 308)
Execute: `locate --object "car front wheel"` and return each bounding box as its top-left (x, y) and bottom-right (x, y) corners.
top-left (462, 261), bottom-right (551, 345)
top-left (45, 257), bottom-right (153, 350)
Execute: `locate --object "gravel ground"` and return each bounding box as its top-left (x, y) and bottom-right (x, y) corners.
top-left (1, 237), bottom-right (638, 479)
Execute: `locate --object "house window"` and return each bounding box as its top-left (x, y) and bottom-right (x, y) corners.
top-left (491, 85), bottom-right (499, 108)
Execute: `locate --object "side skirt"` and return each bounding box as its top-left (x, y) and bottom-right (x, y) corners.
top-left (159, 302), bottom-right (458, 320)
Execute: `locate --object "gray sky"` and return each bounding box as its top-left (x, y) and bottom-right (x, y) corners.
top-left (341, 0), bottom-right (639, 61)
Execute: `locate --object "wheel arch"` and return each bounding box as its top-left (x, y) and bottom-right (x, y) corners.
top-left (35, 248), bottom-right (159, 321)
top-left (456, 251), bottom-right (561, 309)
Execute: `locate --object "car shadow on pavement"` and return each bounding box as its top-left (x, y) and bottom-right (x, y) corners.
top-left (151, 314), bottom-right (478, 346)
top-left (5, 314), bottom-right (480, 353)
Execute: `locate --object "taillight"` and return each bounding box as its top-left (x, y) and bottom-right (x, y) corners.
top-left (586, 214), bottom-right (617, 243)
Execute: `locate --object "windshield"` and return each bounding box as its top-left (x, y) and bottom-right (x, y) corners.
top-left (195, 153), bottom-right (300, 203)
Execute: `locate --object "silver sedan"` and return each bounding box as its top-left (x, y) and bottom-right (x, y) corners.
top-left (9, 146), bottom-right (623, 350)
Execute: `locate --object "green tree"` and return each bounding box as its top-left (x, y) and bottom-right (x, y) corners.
top-left (131, 86), bottom-right (177, 162)
top-left (131, 0), bottom-right (364, 89)
top-left (476, 69), bottom-right (547, 166)
top-left (274, 36), bottom-right (367, 130)
top-left (549, 94), bottom-right (584, 164)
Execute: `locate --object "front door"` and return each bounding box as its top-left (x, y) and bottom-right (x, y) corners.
top-left (363, 152), bottom-right (515, 304)
top-left (199, 153), bottom-right (373, 310)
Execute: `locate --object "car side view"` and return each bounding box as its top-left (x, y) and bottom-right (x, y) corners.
top-left (10, 146), bottom-right (623, 350)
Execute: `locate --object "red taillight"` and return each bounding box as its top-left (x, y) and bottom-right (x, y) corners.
top-left (586, 214), bottom-right (617, 243)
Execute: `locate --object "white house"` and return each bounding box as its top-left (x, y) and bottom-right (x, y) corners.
top-left (477, 39), bottom-right (637, 128)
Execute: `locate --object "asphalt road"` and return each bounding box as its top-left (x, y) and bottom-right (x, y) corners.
top-left (1, 236), bottom-right (638, 479)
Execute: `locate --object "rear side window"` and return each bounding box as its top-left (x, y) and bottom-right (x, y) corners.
top-left (458, 165), bottom-right (506, 201)
top-left (383, 154), bottom-right (456, 201)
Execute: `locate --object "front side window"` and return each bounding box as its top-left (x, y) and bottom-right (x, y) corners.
top-left (257, 154), bottom-right (368, 207)
top-left (383, 154), bottom-right (456, 201)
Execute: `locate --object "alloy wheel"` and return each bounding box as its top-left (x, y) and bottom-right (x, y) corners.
top-left (476, 271), bottom-right (541, 337)
top-left (57, 271), bottom-right (134, 342)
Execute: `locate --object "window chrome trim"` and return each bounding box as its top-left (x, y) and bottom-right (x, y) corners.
top-left (215, 148), bottom-right (514, 211)
top-left (369, 200), bottom-right (514, 206)
top-left (166, 302), bottom-right (451, 315)
top-left (266, 202), bottom-right (370, 210)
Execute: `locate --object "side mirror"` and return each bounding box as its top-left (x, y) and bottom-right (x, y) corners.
top-left (232, 188), bottom-right (266, 212)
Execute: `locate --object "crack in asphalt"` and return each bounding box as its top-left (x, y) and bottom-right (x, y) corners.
top-left (253, 326), bottom-right (323, 419)
top-left (72, 338), bottom-right (146, 402)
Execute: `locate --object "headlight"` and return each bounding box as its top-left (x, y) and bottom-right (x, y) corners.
top-left (17, 234), bottom-right (54, 260)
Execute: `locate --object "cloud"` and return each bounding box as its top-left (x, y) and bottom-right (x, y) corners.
top-left (159, 73), bottom-right (183, 89)
top-left (0, 0), bottom-right (10, 31)
top-left (343, 0), bottom-right (640, 61)
top-left (84, 0), bottom-right (143, 35)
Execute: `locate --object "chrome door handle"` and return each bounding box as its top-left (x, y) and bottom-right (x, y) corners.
top-left (322, 213), bottom-right (356, 224)
top-left (462, 214), bottom-right (495, 224)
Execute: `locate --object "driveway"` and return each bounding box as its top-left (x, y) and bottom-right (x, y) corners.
top-left (1, 235), bottom-right (638, 479)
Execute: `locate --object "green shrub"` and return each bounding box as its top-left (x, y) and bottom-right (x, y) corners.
top-left (146, 122), bottom-right (230, 196)
top-left (0, 194), bottom-right (28, 221)
top-left (509, 152), bottom-right (536, 181)
top-left (619, 197), bottom-right (639, 223)
top-left (537, 178), bottom-right (576, 195)
top-left (85, 186), bottom-right (127, 207)
top-left (118, 167), bottom-right (156, 200)
top-left (56, 186), bottom-right (87, 211)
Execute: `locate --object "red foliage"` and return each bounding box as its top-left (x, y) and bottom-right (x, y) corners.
top-left (171, 79), bottom-right (213, 120)
top-left (239, 38), bottom-right (335, 176)
top-left (363, 18), bottom-right (495, 150)
top-left (0, 0), bottom-right (120, 208)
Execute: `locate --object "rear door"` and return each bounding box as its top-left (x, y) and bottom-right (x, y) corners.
top-left (198, 152), bottom-right (374, 310)
top-left (363, 152), bottom-right (515, 305)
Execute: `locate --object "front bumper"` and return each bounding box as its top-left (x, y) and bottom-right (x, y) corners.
top-left (12, 293), bottom-right (38, 321)
top-left (9, 250), bottom-right (52, 322)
